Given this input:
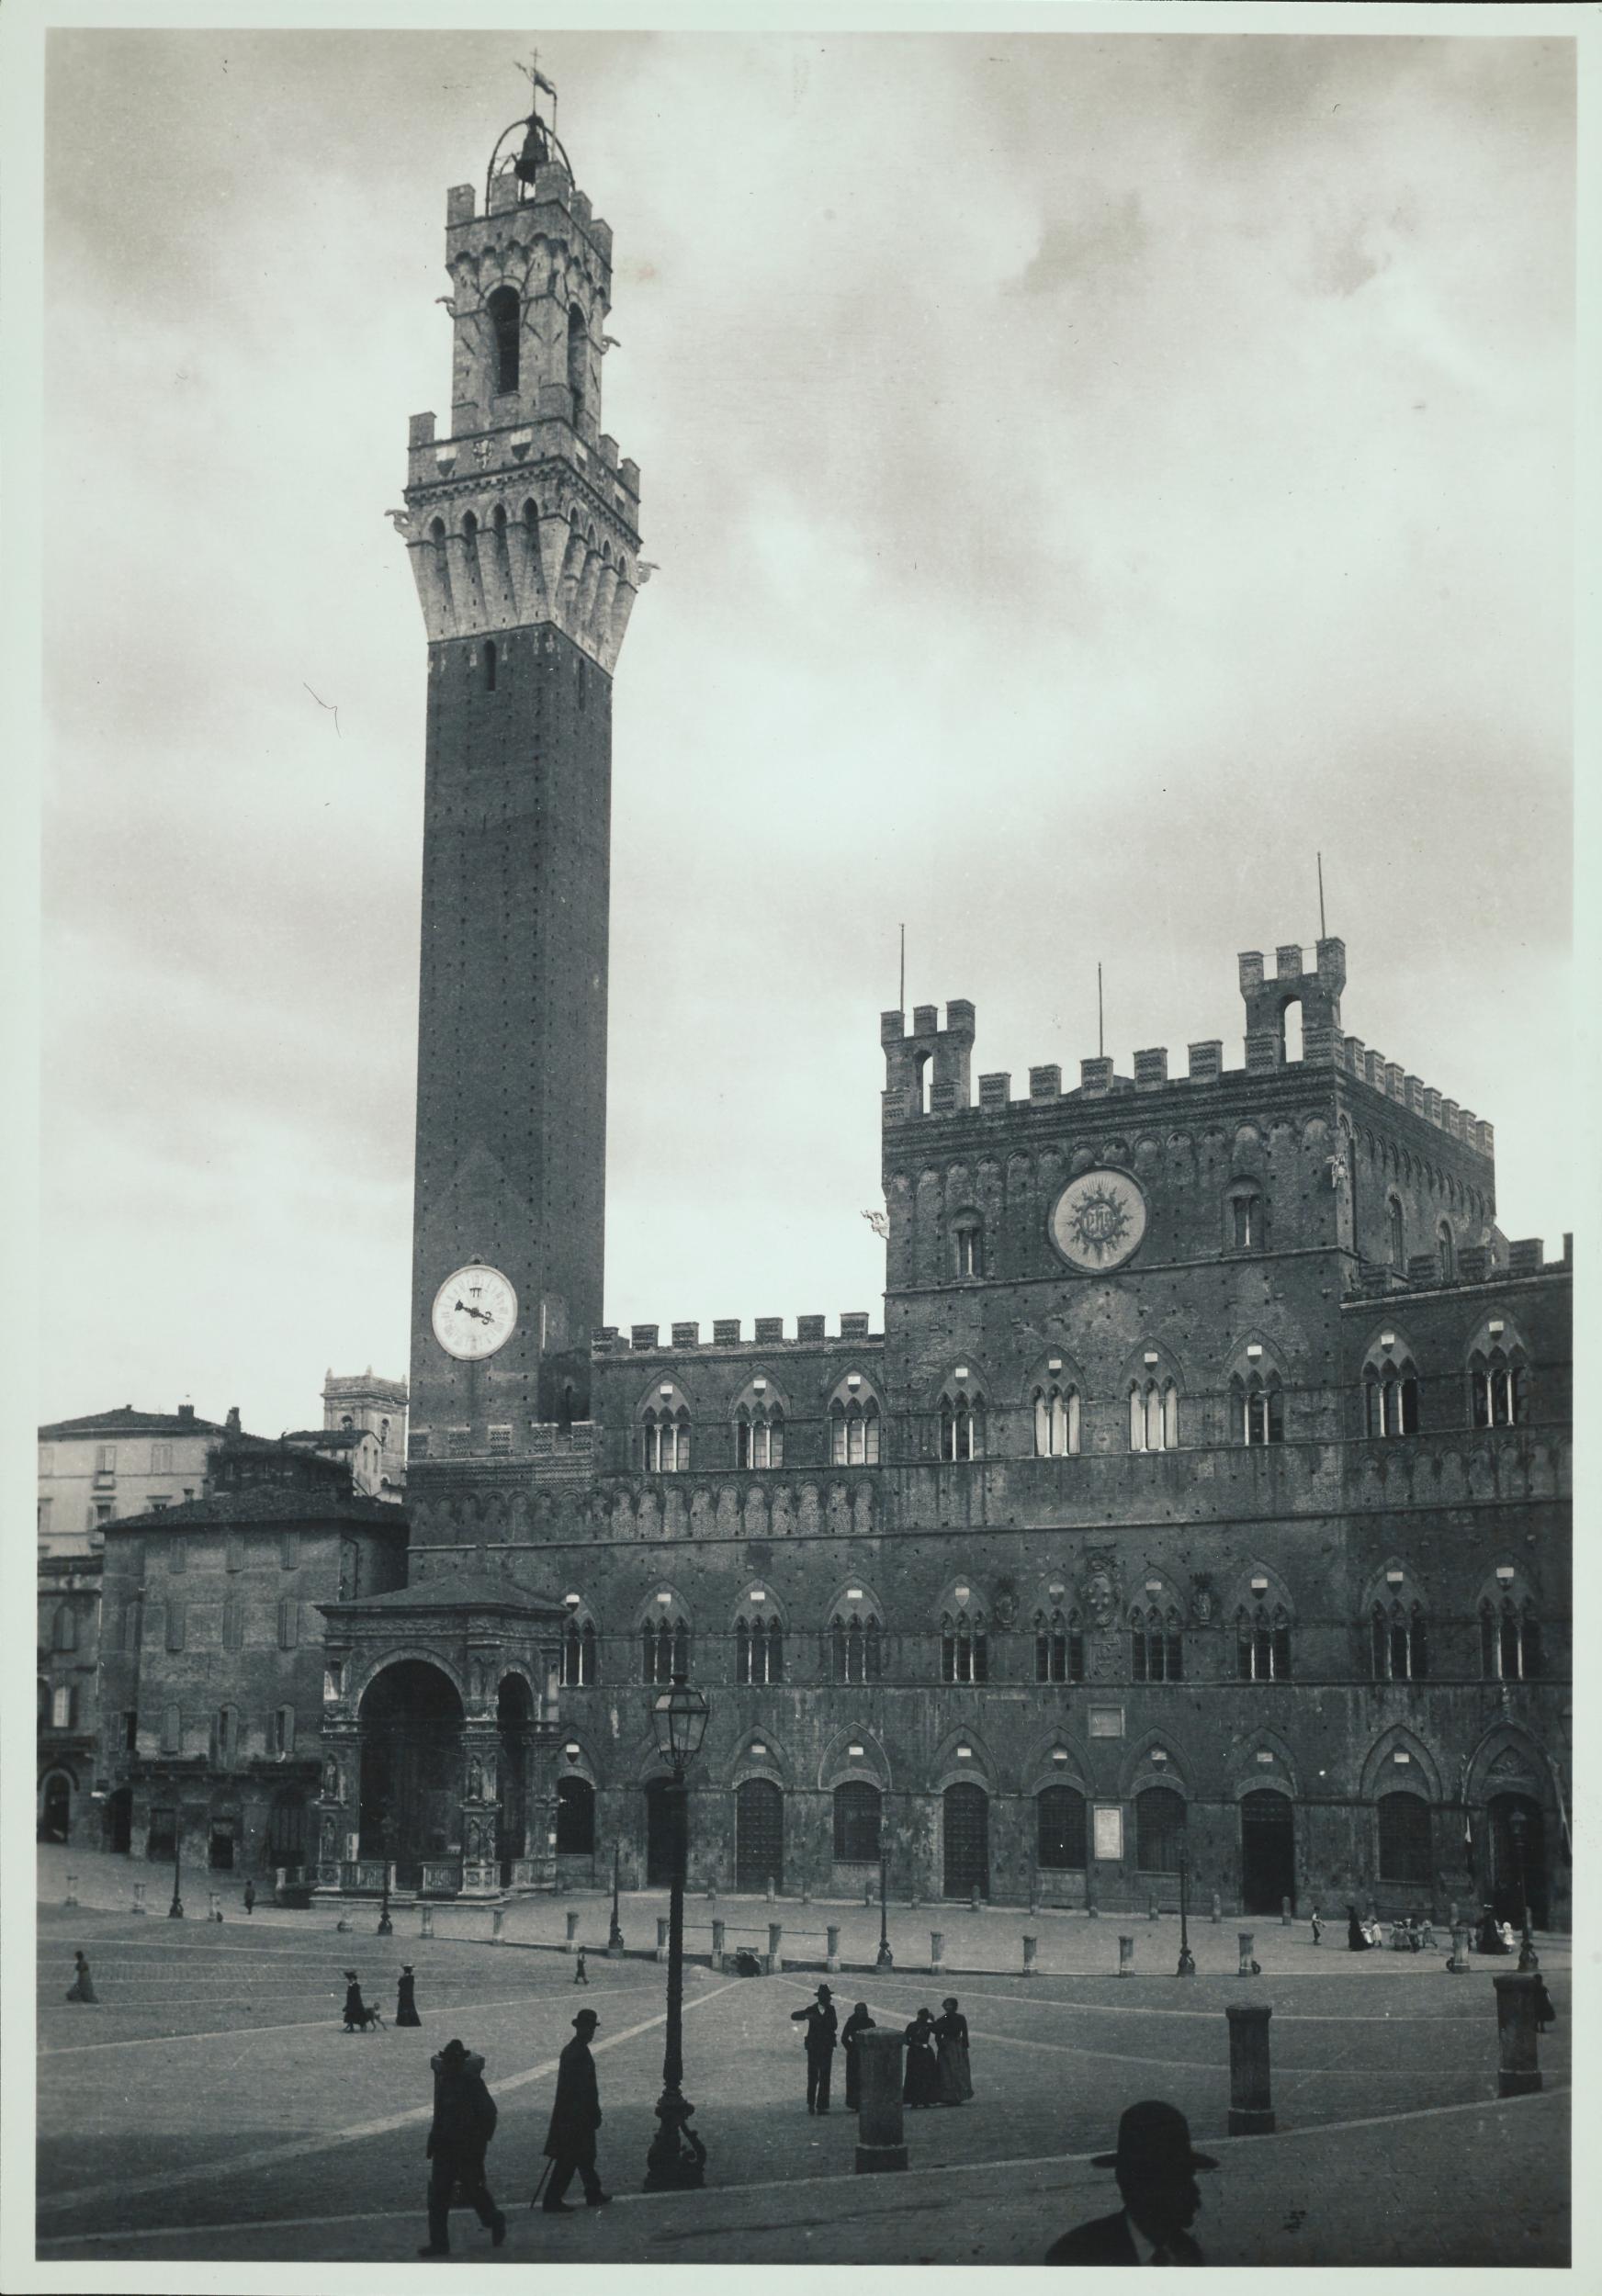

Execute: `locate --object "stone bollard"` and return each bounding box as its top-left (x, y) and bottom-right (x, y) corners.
top-left (1494, 1974), bottom-right (1543, 2097)
top-left (971, 1885), bottom-right (981, 1912)
top-left (491, 1908), bottom-right (504, 1945)
top-left (864, 1882), bottom-right (874, 1908)
top-left (1447, 1924), bottom-right (1471, 1974)
top-left (1022, 1933), bottom-right (1038, 1977)
top-left (1226, 2002), bottom-right (1275, 2134)
top-left (1118, 1934), bottom-right (1135, 1977)
top-left (209, 1891), bottom-right (223, 1923)
top-left (65, 1874), bottom-right (78, 1907)
top-left (766, 1921), bottom-right (784, 1975)
top-left (1281, 1896), bottom-right (1293, 1927)
top-left (420, 1904), bottom-right (434, 1938)
top-left (1086, 1875), bottom-right (1100, 1919)
top-left (802, 1885), bottom-right (810, 1906)
top-left (827, 1924), bottom-right (841, 1973)
top-left (1211, 1892), bottom-right (1222, 1924)
top-left (855, 2028), bottom-right (908, 2173)
top-left (930, 1930), bottom-right (944, 1975)
top-left (565, 1910), bottom-right (581, 1952)
top-left (706, 1883), bottom-right (716, 1901)
top-left (1449, 1900), bottom-right (1460, 1930)
top-left (131, 1881), bottom-right (147, 1916)
top-left (1148, 1894), bottom-right (1160, 1922)
top-left (766, 1874), bottom-right (776, 1904)
top-left (657, 1917), bottom-right (670, 1964)
top-left (1237, 1932), bottom-right (1258, 1976)
top-left (711, 1919), bottom-right (726, 1973)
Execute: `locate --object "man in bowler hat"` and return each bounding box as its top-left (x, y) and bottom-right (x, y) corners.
top-left (1045, 2100), bottom-right (1216, 2265)
top-left (790, 1983), bottom-right (840, 2113)
top-left (540, 2009), bottom-right (611, 2211)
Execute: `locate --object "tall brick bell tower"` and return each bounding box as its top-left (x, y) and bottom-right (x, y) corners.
top-left (398, 90), bottom-right (641, 1470)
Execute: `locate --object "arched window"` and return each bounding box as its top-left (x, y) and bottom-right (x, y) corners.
top-left (642, 1404), bottom-right (691, 1472)
top-left (51, 1604), bottom-right (76, 1652)
top-left (941, 1599), bottom-right (988, 1683)
top-left (1233, 1370), bottom-right (1284, 1446)
top-left (953, 1211), bottom-right (984, 1279)
top-left (487, 285), bottom-right (521, 394)
top-left (1235, 1603), bottom-right (1292, 1681)
top-left (51, 1684), bottom-right (75, 1730)
top-left (833, 1780), bottom-right (882, 1862)
top-left (1037, 1784), bottom-right (1088, 1870)
top-left (1128, 1379), bottom-right (1179, 1453)
top-left (1032, 1382), bottom-right (1081, 1458)
top-left (641, 1599), bottom-right (692, 1684)
top-left (1469, 1347), bottom-right (1529, 1430)
top-left (1377, 1791), bottom-right (1432, 1885)
top-left (734, 1383), bottom-right (785, 1469)
top-left (1131, 1604), bottom-right (1184, 1682)
top-left (567, 303), bottom-right (587, 415)
top-left (1281, 997), bottom-right (1303, 1064)
top-left (916, 1051), bottom-right (932, 1115)
top-left (211, 1705), bottom-right (242, 1770)
top-left (1135, 1785), bottom-right (1188, 1873)
top-left (1388, 1195), bottom-right (1406, 1271)
top-left (1371, 1600), bottom-right (1428, 1682)
top-left (1229, 1187), bottom-right (1267, 1251)
top-left (829, 1377), bottom-right (882, 1465)
top-left (734, 1601), bottom-right (784, 1684)
top-left (1363, 1334), bottom-right (1420, 1438)
top-left (561, 1611), bottom-right (598, 1687)
top-left (829, 1590), bottom-right (884, 1683)
top-left (268, 1704), bottom-right (296, 1757)
top-left (1480, 1594), bottom-right (1540, 1682)
top-left (939, 1385), bottom-right (985, 1462)
top-left (1438, 1221), bottom-right (1455, 1283)
top-left (1034, 1607), bottom-right (1084, 1683)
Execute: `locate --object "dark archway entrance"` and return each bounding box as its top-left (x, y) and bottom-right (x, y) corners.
top-left (557, 1776), bottom-right (595, 1859)
top-left (1488, 1793), bottom-right (1548, 1930)
top-left (358, 1660), bottom-right (464, 1888)
top-left (1240, 1789), bottom-right (1295, 1915)
top-left (268, 1788), bottom-right (308, 1876)
top-left (943, 1782), bottom-right (989, 1899)
top-left (497, 1674), bottom-right (535, 1887)
top-left (106, 1784), bottom-right (134, 1854)
top-left (737, 1777), bottom-right (784, 1894)
top-left (39, 1772), bottom-right (72, 1842)
top-left (645, 1776), bottom-right (675, 1887)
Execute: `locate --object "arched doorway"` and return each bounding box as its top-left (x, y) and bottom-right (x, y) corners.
top-left (106, 1784), bottom-right (133, 1855)
top-left (1488, 1793), bottom-right (1548, 1930)
top-left (943, 1782), bottom-right (989, 1899)
top-left (267, 1787), bottom-right (308, 1877)
top-left (644, 1776), bottom-right (675, 1887)
top-left (1240, 1789), bottom-right (1295, 1915)
top-left (557, 1776), bottom-right (596, 1860)
top-left (737, 1777), bottom-right (784, 1894)
top-left (497, 1674), bottom-right (535, 1887)
top-left (39, 1771), bottom-right (72, 1842)
top-left (358, 1660), bottom-right (464, 1888)
top-left (1135, 1786), bottom-right (1187, 1874)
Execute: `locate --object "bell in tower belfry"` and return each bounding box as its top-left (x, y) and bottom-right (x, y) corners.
top-left (396, 82), bottom-right (644, 1469)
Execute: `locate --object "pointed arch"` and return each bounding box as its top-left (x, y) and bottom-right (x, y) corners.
top-left (936, 1367), bottom-right (987, 1462)
top-left (1024, 1349), bottom-right (1084, 1458)
top-left (1361, 1324), bottom-right (1420, 1439)
top-left (1123, 1341), bottom-right (1183, 1453)
top-left (937, 1578), bottom-right (989, 1683)
top-left (828, 1370), bottom-right (883, 1467)
top-left (827, 1577), bottom-right (886, 1685)
top-left (732, 1581), bottom-right (785, 1684)
top-left (731, 1373), bottom-right (786, 1470)
top-left (636, 1584), bottom-right (694, 1684)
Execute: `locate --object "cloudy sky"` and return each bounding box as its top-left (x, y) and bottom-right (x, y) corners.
top-left (39, 25), bottom-right (1574, 1435)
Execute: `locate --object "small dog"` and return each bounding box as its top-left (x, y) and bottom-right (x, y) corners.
top-left (345, 2001), bottom-right (387, 2032)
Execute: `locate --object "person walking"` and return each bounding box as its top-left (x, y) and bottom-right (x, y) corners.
top-left (65, 1951), bottom-right (98, 2003)
top-left (934, 1997), bottom-right (973, 2105)
top-left (790, 1984), bottom-right (840, 2114)
top-left (419, 2036), bottom-right (506, 2257)
top-left (902, 2008), bottom-right (941, 2109)
top-left (1309, 1908), bottom-right (1323, 1946)
top-left (573, 1947), bottom-right (589, 1986)
top-left (343, 1971), bottom-right (370, 2030)
top-left (397, 1965), bottom-right (422, 2026)
top-left (1345, 1906), bottom-right (1371, 1953)
top-left (540, 2008), bottom-right (611, 2211)
top-left (1044, 2099), bottom-right (1217, 2265)
top-left (841, 2002), bottom-right (874, 2112)
top-left (243, 1878), bottom-right (255, 1917)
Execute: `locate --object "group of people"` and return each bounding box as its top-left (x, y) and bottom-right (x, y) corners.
top-left (787, 1985), bottom-right (974, 2112)
top-left (340, 1966), bottom-right (422, 2030)
top-left (1338, 1906), bottom-right (1440, 1953)
top-left (419, 2007), bottom-right (612, 2257)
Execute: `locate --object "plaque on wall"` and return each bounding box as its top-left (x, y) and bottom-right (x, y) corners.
top-left (1093, 1805), bottom-right (1124, 1862)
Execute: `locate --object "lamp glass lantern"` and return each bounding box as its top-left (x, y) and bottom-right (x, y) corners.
top-left (650, 1677), bottom-right (709, 1774)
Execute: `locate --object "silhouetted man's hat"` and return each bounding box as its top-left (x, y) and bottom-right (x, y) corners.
top-left (344, 1969), bottom-right (359, 1980)
top-left (816, 1984), bottom-right (832, 1999)
top-left (942, 1996), bottom-right (959, 2010)
top-left (573, 2009), bottom-right (600, 2030)
top-left (1091, 2100), bottom-right (1217, 2175)
top-left (401, 1964), bottom-right (414, 1973)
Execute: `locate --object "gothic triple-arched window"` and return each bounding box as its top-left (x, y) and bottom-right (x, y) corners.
top-left (1131, 1603), bottom-right (1183, 1681)
top-left (1128, 1379), bottom-right (1179, 1453)
top-left (1232, 1369), bottom-right (1284, 1446)
top-left (561, 1609), bottom-right (599, 1687)
top-left (1235, 1602), bottom-right (1292, 1682)
top-left (641, 1600), bottom-right (692, 1684)
top-left (1032, 1382), bottom-right (1081, 1458)
top-left (941, 1600), bottom-right (988, 1683)
top-left (829, 1589), bottom-right (884, 1683)
top-left (939, 1386), bottom-right (985, 1462)
top-left (829, 1378), bottom-right (882, 1466)
top-left (642, 1405), bottom-right (691, 1473)
top-left (1468, 1348), bottom-right (1529, 1430)
top-left (1371, 1600), bottom-right (1428, 1682)
top-left (1034, 1606), bottom-right (1084, 1683)
top-left (1480, 1593), bottom-right (1540, 1682)
top-left (734, 1600), bottom-right (784, 1684)
top-left (1363, 1334), bottom-right (1420, 1437)
top-left (734, 1386), bottom-right (784, 1469)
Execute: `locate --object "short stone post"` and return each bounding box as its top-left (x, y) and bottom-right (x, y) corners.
top-left (865, 1881), bottom-right (874, 1908)
top-left (827, 1924), bottom-right (841, 1973)
top-left (491, 1907), bottom-right (504, 1945)
top-left (766, 1921), bottom-right (784, 1975)
top-left (1022, 1933), bottom-right (1038, 1977)
top-left (1118, 1934), bottom-right (1135, 1977)
top-left (1494, 1974), bottom-right (1542, 2097)
top-left (564, 1910), bottom-right (581, 1953)
top-left (1237, 1931), bottom-right (1258, 1975)
top-left (131, 1881), bottom-right (147, 1916)
top-left (1148, 1894), bottom-right (1160, 1921)
top-left (1281, 1896), bottom-right (1293, 1927)
top-left (65, 1874), bottom-right (78, 1907)
top-left (1449, 1900), bottom-right (1460, 1930)
top-left (656, 1916), bottom-right (670, 1964)
top-left (802, 1883), bottom-right (811, 1906)
top-left (1226, 2002), bottom-right (1275, 2134)
top-left (970, 1885), bottom-right (981, 1911)
top-left (855, 2028), bottom-right (908, 2174)
top-left (209, 1891), bottom-right (223, 1923)
top-left (930, 1930), bottom-right (944, 1975)
top-left (710, 1919), bottom-right (726, 1971)
top-left (766, 1874), bottom-right (776, 1904)
top-left (1447, 1924), bottom-right (1471, 1974)
top-left (1211, 1892), bottom-right (1222, 1923)
top-left (419, 1904), bottom-right (434, 1938)
top-left (1086, 1868), bottom-right (1100, 1919)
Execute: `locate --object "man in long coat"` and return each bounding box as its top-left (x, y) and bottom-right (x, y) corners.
top-left (790, 1984), bottom-right (839, 2113)
top-left (419, 2037), bottom-right (506, 2257)
top-left (541, 2008), bottom-right (611, 2211)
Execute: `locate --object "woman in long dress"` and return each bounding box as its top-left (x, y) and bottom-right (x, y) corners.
top-left (901, 2008), bottom-right (941, 2108)
top-left (841, 2003), bottom-right (874, 2111)
top-left (933, 1998), bottom-right (973, 2105)
top-left (65, 1951), bottom-right (97, 2003)
top-left (396, 1965), bottom-right (422, 2026)
top-left (1346, 1905), bottom-right (1371, 1953)
top-left (342, 1971), bottom-right (368, 2030)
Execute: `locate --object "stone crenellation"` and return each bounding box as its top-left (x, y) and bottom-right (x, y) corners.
top-left (595, 1315), bottom-right (881, 1354)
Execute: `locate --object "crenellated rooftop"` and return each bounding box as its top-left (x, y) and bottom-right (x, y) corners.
top-left (593, 1314), bottom-right (881, 1356)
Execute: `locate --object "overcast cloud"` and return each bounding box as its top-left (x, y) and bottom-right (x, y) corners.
top-left (41, 28), bottom-right (1574, 1434)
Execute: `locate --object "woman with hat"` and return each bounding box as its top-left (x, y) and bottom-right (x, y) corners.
top-left (933, 1996), bottom-right (973, 2105)
top-left (342, 1971), bottom-right (369, 2030)
top-left (1044, 2099), bottom-right (1217, 2264)
top-left (840, 2002), bottom-right (874, 2112)
top-left (789, 1983), bottom-right (840, 2113)
top-left (901, 2006), bottom-right (941, 2109)
top-left (397, 1964), bottom-right (422, 2026)
top-left (65, 1951), bottom-right (98, 2004)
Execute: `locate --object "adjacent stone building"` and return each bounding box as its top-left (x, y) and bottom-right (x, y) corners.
top-left (38, 1549), bottom-right (104, 1843)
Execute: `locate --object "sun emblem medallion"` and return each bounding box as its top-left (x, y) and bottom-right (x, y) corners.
top-left (1049, 1169), bottom-right (1147, 1273)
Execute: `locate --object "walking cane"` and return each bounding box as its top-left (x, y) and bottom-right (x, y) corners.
top-left (529, 2158), bottom-right (553, 2210)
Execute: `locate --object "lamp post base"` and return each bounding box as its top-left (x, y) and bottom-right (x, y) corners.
top-left (1176, 1945), bottom-right (1196, 1977)
top-left (874, 1941), bottom-right (894, 1971)
top-left (643, 2088), bottom-right (706, 2190)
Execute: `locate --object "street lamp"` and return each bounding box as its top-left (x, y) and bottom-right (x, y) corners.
top-left (1176, 1850), bottom-right (1196, 1977)
top-left (1508, 1808), bottom-right (1539, 1973)
top-left (608, 1837), bottom-right (625, 1954)
top-left (876, 1840), bottom-right (894, 1970)
top-left (167, 1811), bottom-right (185, 1919)
top-left (377, 1806), bottom-right (394, 1936)
top-left (643, 1674), bottom-right (710, 2191)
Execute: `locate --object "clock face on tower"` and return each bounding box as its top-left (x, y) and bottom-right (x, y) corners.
top-left (431, 1264), bottom-right (518, 1360)
top-left (1049, 1170), bottom-right (1148, 1273)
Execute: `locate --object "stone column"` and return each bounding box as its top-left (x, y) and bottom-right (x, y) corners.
top-left (1022, 1933), bottom-right (1038, 1976)
top-left (1281, 1896), bottom-right (1293, 1926)
top-left (766, 1921), bottom-right (784, 1974)
top-left (930, 1930), bottom-right (944, 1975)
top-left (711, 1919), bottom-right (726, 1972)
top-left (827, 1925), bottom-right (841, 1972)
top-left (131, 1881), bottom-right (147, 1916)
top-left (854, 2029), bottom-right (908, 2174)
top-left (1118, 1933), bottom-right (1134, 1976)
top-left (420, 1905), bottom-right (434, 1938)
top-left (65, 1873), bottom-right (78, 1906)
top-left (1237, 1931), bottom-right (1258, 1975)
top-left (1447, 1925), bottom-right (1470, 1974)
top-left (1226, 2003), bottom-right (1275, 2134)
top-left (1494, 1975), bottom-right (1543, 2097)
top-left (312, 1730), bottom-right (361, 1898)
top-left (457, 1730), bottom-right (502, 1900)
top-left (491, 1908), bottom-right (505, 1944)
top-left (564, 1911), bottom-right (581, 1952)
